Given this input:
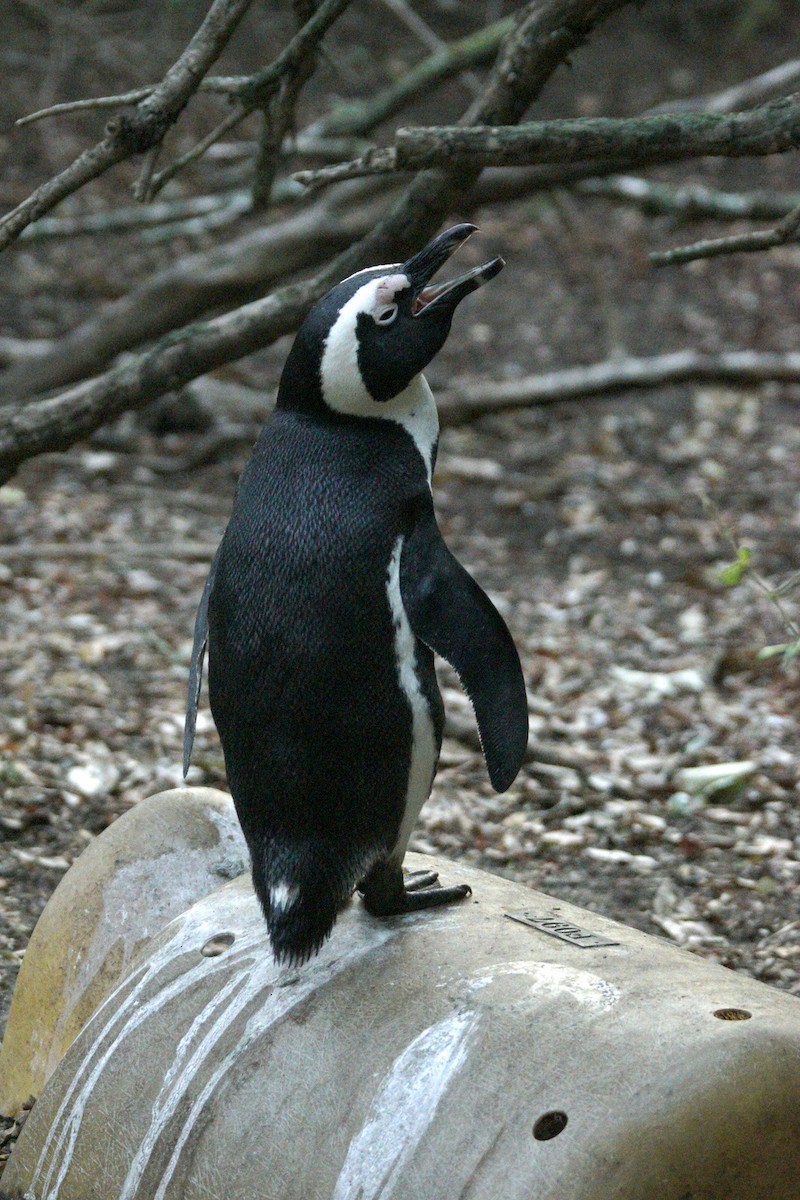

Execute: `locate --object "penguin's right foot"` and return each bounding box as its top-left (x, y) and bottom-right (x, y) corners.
top-left (358, 861), bottom-right (471, 917)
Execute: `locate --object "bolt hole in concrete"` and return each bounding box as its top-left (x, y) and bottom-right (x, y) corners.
top-left (533, 1111), bottom-right (568, 1141)
top-left (200, 932), bottom-right (236, 957)
top-left (713, 1007), bottom-right (752, 1021)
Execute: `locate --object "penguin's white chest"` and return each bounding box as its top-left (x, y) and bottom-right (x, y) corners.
top-left (385, 536), bottom-right (437, 860)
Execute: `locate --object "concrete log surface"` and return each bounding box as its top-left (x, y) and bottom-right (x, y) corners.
top-left (2, 788), bottom-right (800, 1199)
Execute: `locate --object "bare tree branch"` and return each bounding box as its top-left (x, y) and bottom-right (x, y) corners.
top-left (0, 0), bottom-right (255, 252)
top-left (231, 0), bottom-right (355, 105)
top-left (296, 91), bottom-right (800, 188)
top-left (294, 146), bottom-right (398, 189)
top-left (308, 15), bottom-right (515, 139)
top-left (17, 191), bottom-right (254, 242)
top-left (652, 58), bottom-right (800, 115)
top-left (437, 350), bottom-right (800, 426)
top-left (372, 0), bottom-right (483, 98)
top-left (394, 94), bottom-right (800, 168)
top-left (16, 87), bottom-right (157, 127)
top-left (250, 0), bottom-right (322, 211)
top-left (577, 175), bottom-right (800, 223)
top-left (147, 107), bottom-right (254, 198)
top-left (651, 200), bottom-right (800, 267)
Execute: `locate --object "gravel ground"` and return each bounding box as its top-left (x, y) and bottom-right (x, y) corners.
top-left (2, 2), bottom-right (800, 1048)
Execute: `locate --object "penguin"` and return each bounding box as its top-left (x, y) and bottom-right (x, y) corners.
top-left (184, 223), bottom-right (528, 965)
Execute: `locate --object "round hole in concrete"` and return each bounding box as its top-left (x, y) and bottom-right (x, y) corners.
top-left (713, 1007), bottom-right (751, 1021)
top-left (201, 933), bottom-right (236, 957)
top-left (533, 1111), bottom-right (568, 1141)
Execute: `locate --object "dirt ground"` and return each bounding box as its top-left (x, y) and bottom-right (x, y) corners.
top-left (2, 0), bottom-right (800, 1052)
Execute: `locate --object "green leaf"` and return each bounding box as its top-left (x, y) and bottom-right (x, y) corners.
top-left (757, 639), bottom-right (800, 661)
top-left (719, 546), bottom-right (751, 587)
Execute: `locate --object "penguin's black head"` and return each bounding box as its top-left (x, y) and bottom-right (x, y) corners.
top-left (278, 224), bottom-right (504, 418)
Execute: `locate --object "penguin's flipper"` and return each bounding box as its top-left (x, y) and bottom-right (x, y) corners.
top-left (400, 506), bottom-right (528, 792)
top-left (183, 548), bottom-right (219, 777)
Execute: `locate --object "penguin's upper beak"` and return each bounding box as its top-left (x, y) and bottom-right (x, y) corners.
top-left (402, 224), bottom-right (504, 318)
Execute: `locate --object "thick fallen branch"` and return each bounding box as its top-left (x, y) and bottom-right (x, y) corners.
top-left (0, 0), bottom-right (255, 252)
top-left (399, 93), bottom-right (800, 168)
top-left (0, 280), bottom-right (318, 485)
top-left (296, 92), bottom-right (800, 187)
top-left (437, 350), bottom-right (800, 426)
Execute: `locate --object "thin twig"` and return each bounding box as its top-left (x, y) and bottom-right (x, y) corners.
top-left (233, 0), bottom-right (354, 104)
top-left (251, 0), bottom-right (321, 211)
top-left (293, 146), bottom-right (399, 189)
top-left (372, 0), bottom-right (483, 98)
top-left (151, 0), bottom-right (355, 198)
top-left (651, 199), bottom-right (800, 267)
top-left (133, 144), bottom-right (161, 203)
top-left (148, 107), bottom-right (253, 198)
top-left (16, 87), bottom-right (156, 126)
top-left (18, 191), bottom-right (253, 241)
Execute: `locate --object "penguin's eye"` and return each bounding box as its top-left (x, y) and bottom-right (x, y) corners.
top-left (375, 304), bottom-right (398, 326)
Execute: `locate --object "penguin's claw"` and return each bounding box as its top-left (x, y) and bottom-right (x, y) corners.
top-left (403, 869), bottom-right (440, 892)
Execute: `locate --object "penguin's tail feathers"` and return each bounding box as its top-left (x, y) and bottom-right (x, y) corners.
top-left (252, 846), bottom-right (356, 967)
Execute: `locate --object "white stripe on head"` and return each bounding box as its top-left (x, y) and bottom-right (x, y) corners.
top-left (320, 275), bottom-right (408, 416)
top-left (319, 274), bottom-right (439, 480)
top-left (340, 263), bottom-right (399, 285)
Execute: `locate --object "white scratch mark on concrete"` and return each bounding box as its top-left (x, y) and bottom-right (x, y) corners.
top-left (148, 927), bottom-right (398, 1200)
top-left (333, 1009), bottom-right (479, 1200)
top-left (34, 895), bottom-right (266, 1198)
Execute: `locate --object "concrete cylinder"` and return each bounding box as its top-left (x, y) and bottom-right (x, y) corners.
top-left (1, 787), bottom-right (799, 1200)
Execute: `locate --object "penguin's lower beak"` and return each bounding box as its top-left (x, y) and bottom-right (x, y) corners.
top-left (402, 224), bottom-right (504, 318)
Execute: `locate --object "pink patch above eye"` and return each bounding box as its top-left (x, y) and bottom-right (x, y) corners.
top-left (375, 274), bottom-right (409, 309)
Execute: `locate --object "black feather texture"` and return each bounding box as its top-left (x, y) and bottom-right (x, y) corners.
top-left (184, 226), bottom-right (527, 963)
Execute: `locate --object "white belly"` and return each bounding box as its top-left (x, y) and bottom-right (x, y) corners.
top-left (385, 536), bottom-right (438, 862)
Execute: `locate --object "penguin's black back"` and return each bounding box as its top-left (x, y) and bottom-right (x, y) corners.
top-left (207, 407), bottom-right (442, 958)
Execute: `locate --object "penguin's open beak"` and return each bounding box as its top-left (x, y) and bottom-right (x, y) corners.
top-left (402, 223), bottom-right (504, 318)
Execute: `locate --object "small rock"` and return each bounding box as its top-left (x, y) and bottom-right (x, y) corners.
top-left (675, 761), bottom-right (757, 800)
top-left (66, 761), bottom-right (121, 799)
top-left (611, 666), bottom-right (705, 698)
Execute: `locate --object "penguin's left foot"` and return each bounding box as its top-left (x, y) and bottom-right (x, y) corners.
top-left (358, 861), bottom-right (471, 917)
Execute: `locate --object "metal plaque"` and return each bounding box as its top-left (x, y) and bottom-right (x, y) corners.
top-left (505, 910), bottom-right (620, 949)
